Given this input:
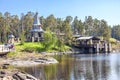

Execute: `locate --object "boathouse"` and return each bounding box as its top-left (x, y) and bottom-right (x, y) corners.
top-left (29, 12), bottom-right (44, 42)
top-left (75, 36), bottom-right (112, 53)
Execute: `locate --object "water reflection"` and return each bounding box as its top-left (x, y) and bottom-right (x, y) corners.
top-left (72, 54), bottom-right (110, 80)
top-left (18, 53), bottom-right (120, 80)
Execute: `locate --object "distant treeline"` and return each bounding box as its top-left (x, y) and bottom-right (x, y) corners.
top-left (0, 11), bottom-right (120, 43)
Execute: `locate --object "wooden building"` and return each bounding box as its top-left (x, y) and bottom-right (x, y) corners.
top-left (29, 12), bottom-right (44, 42)
top-left (8, 34), bottom-right (15, 44)
top-left (75, 36), bottom-right (112, 53)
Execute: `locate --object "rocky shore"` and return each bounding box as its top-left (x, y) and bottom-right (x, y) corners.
top-left (1, 57), bottom-right (58, 67)
top-left (0, 57), bottom-right (58, 80)
top-left (0, 69), bottom-right (38, 80)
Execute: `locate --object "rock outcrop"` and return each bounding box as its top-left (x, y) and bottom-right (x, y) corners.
top-left (3, 57), bottom-right (58, 67)
top-left (0, 69), bottom-right (38, 80)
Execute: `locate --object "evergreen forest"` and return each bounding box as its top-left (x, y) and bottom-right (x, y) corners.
top-left (0, 11), bottom-right (120, 44)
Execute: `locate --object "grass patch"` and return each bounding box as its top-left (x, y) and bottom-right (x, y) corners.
top-left (7, 51), bottom-right (43, 59)
top-left (15, 42), bottom-right (43, 52)
top-left (7, 51), bottom-right (17, 57)
top-left (15, 42), bottom-right (71, 53)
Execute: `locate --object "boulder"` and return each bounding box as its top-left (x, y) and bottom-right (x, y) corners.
top-left (0, 69), bottom-right (38, 80)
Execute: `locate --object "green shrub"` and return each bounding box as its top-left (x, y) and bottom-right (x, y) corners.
top-left (15, 39), bottom-right (71, 53)
top-left (42, 30), bottom-right (57, 50)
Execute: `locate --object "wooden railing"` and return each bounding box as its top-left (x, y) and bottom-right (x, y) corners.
top-left (76, 43), bottom-right (106, 48)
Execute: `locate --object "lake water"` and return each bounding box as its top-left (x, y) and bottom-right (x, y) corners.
top-left (18, 53), bottom-right (120, 80)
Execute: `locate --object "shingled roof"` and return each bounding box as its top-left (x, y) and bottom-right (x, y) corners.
top-left (30, 12), bottom-right (44, 32)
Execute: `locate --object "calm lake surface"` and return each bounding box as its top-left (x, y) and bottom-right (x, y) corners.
top-left (18, 53), bottom-right (120, 80)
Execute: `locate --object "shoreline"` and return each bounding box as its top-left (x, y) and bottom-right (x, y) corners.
top-left (0, 49), bottom-right (116, 67)
top-left (0, 50), bottom-right (77, 67)
top-left (0, 53), bottom-right (59, 80)
top-left (1, 57), bottom-right (58, 67)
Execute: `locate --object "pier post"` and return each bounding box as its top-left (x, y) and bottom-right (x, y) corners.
top-left (95, 44), bottom-right (99, 54)
top-left (32, 37), bottom-right (34, 42)
top-left (104, 43), bottom-right (108, 53)
top-left (38, 37), bottom-right (40, 42)
top-left (108, 43), bottom-right (112, 53)
top-left (97, 44), bottom-right (99, 53)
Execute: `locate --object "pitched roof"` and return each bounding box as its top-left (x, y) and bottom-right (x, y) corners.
top-left (33, 12), bottom-right (41, 26)
top-left (76, 36), bottom-right (100, 40)
top-left (30, 12), bottom-right (44, 32)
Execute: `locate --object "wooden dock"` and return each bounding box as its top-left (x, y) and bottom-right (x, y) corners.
top-left (75, 43), bottom-right (111, 53)
top-left (74, 36), bottom-right (112, 54)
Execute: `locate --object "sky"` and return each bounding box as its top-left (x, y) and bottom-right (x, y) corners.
top-left (0, 0), bottom-right (120, 26)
